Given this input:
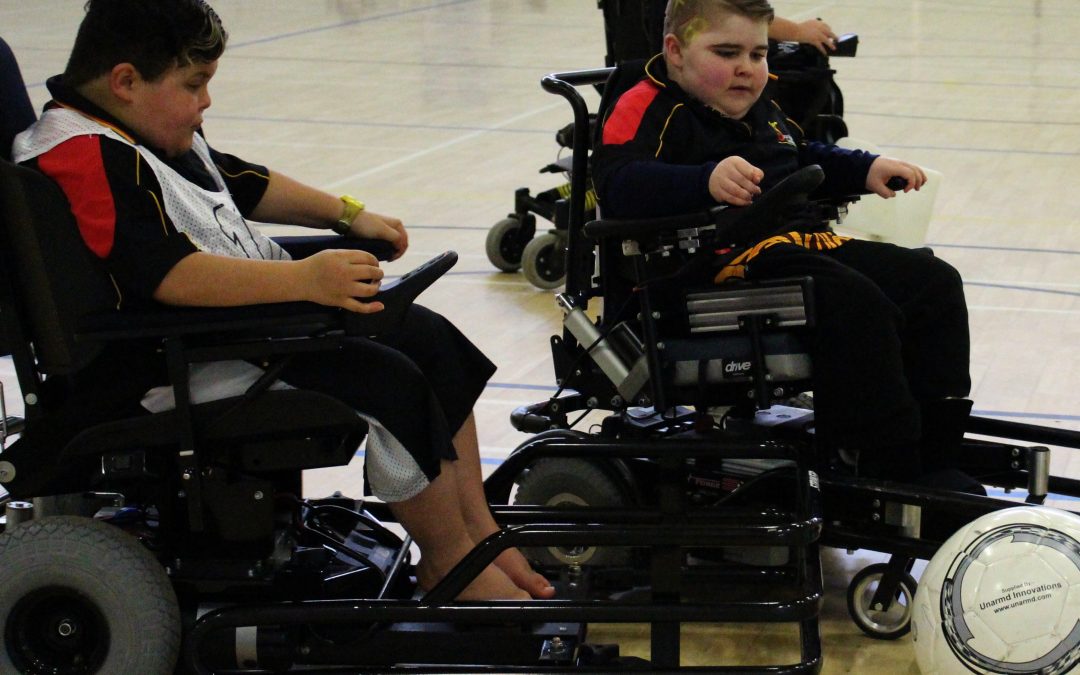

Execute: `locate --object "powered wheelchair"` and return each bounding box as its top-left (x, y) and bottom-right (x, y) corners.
top-left (0, 153), bottom-right (840, 672)
top-left (482, 64), bottom-right (1080, 646)
top-left (484, 0), bottom-right (857, 289)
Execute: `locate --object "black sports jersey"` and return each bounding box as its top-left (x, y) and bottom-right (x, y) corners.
top-left (19, 76), bottom-right (271, 309)
top-left (593, 56), bottom-right (877, 219)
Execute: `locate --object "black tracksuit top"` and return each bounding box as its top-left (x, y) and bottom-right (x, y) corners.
top-left (592, 56), bottom-right (878, 219)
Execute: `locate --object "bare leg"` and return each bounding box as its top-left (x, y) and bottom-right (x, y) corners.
top-left (389, 460), bottom-right (529, 601)
top-left (452, 413), bottom-right (556, 599)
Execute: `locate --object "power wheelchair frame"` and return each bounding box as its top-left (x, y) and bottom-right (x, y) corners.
top-left (0, 151), bottom-right (835, 672)
top-left (482, 65), bottom-right (1080, 647)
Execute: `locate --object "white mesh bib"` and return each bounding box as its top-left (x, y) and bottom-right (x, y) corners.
top-left (13, 107), bottom-right (288, 261)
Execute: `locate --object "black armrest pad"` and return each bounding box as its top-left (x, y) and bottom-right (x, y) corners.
top-left (274, 235), bottom-right (395, 261)
top-left (583, 211), bottom-right (713, 240)
top-left (75, 302), bottom-right (342, 341)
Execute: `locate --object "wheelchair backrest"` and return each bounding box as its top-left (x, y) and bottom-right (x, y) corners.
top-left (0, 36), bottom-right (35, 163)
top-left (0, 159), bottom-right (116, 376)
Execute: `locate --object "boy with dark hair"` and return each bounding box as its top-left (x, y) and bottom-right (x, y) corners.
top-left (593, 0), bottom-right (972, 480)
top-left (13, 0), bottom-right (553, 600)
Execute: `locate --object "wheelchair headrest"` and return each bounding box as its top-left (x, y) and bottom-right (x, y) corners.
top-left (0, 37), bottom-right (36, 162)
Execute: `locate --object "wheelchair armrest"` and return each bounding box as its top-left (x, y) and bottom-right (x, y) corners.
top-left (74, 301), bottom-right (342, 342)
top-left (73, 251), bottom-right (459, 344)
top-left (583, 210), bottom-right (716, 241)
top-left (273, 235), bottom-right (396, 261)
top-left (584, 165), bottom-right (826, 245)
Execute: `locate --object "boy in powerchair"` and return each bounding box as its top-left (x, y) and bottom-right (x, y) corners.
top-left (592, 0), bottom-right (980, 492)
top-left (12, 0), bottom-right (554, 601)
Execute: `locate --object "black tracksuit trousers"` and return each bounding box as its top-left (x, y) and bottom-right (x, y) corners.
top-left (744, 239), bottom-right (970, 472)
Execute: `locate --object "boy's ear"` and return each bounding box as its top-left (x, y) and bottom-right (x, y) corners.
top-left (663, 34), bottom-right (684, 69)
top-left (107, 63), bottom-right (141, 103)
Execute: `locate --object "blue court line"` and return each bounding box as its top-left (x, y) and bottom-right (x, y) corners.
top-left (962, 282), bottom-right (1080, 298)
top-left (407, 225), bottom-right (491, 232)
top-left (485, 382), bottom-right (559, 392)
top-left (427, 270), bottom-right (1079, 296)
top-left (476, 385), bottom-right (1080, 424)
top-left (402, 226), bottom-right (1080, 261)
top-left (205, 114), bottom-right (1077, 158)
top-left (984, 488), bottom-right (1080, 503)
top-left (928, 243), bottom-right (1080, 257)
top-left (847, 109), bottom-right (1080, 127)
top-left (225, 54), bottom-right (564, 73)
top-left (973, 410), bottom-right (1080, 423)
top-left (878, 143), bottom-right (1079, 158)
top-left (442, 270), bottom-right (522, 277)
top-left (208, 113), bottom-right (551, 136)
top-left (225, 0), bottom-right (478, 50)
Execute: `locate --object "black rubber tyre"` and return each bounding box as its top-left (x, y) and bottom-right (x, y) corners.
top-left (846, 562), bottom-right (918, 640)
top-left (485, 217), bottom-right (525, 272)
top-left (0, 516), bottom-right (180, 674)
top-left (521, 232), bottom-right (566, 290)
top-left (514, 458), bottom-right (630, 566)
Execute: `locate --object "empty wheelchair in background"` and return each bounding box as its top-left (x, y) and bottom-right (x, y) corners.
top-left (485, 0), bottom-right (860, 289)
top-left (483, 63), bottom-right (1080, 646)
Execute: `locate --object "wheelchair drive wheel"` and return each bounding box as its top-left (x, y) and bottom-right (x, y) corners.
top-left (514, 457), bottom-right (631, 567)
top-left (0, 516), bottom-right (181, 674)
top-left (521, 231), bottom-right (567, 289)
top-left (485, 215), bottom-right (529, 272)
top-left (845, 562), bottom-right (917, 640)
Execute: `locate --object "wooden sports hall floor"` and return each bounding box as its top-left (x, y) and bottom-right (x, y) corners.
top-left (2, 1), bottom-right (1078, 672)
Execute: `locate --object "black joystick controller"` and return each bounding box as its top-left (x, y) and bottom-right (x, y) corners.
top-left (346, 250), bottom-right (458, 335)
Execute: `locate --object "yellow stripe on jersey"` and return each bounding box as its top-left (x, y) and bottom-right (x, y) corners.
top-left (713, 231), bottom-right (851, 283)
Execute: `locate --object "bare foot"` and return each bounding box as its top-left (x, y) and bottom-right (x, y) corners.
top-left (494, 548), bottom-right (556, 599)
top-left (466, 522), bottom-right (556, 598)
top-left (416, 558), bottom-right (531, 601)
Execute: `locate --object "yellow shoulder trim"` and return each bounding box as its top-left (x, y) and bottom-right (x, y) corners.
top-left (217, 166), bottom-right (270, 180)
top-left (644, 54), bottom-right (666, 88)
top-left (146, 189), bottom-right (169, 237)
top-left (656, 103), bottom-right (683, 158)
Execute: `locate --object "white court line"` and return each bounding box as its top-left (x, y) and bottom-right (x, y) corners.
top-left (968, 305), bottom-right (1080, 316)
top-left (323, 101), bottom-right (566, 190)
top-left (426, 276), bottom-right (538, 288)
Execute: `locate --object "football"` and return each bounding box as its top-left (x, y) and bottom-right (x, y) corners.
top-left (912, 505), bottom-right (1080, 674)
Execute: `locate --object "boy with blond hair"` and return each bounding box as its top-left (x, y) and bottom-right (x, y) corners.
top-left (594, 0), bottom-right (972, 480)
top-left (14, 0), bottom-right (553, 600)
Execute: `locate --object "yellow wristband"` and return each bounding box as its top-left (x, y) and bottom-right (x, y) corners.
top-left (333, 195), bottom-right (365, 234)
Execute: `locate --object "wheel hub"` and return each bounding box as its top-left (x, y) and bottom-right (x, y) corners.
top-left (6, 586), bottom-right (109, 674)
top-left (546, 493), bottom-right (597, 563)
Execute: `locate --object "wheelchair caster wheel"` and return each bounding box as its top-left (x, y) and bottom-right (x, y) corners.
top-left (514, 457), bottom-right (630, 567)
top-left (522, 232), bottom-right (566, 290)
top-left (846, 562), bottom-right (917, 640)
top-left (486, 216), bottom-right (527, 272)
top-left (0, 516), bottom-right (181, 673)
